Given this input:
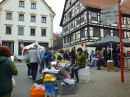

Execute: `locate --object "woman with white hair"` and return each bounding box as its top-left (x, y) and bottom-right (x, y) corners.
top-left (39, 48), bottom-right (45, 73)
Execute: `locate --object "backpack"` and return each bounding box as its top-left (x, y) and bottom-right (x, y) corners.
top-left (42, 51), bottom-right (46, 58)
top-left (57, 55), bottom-right (62, 60)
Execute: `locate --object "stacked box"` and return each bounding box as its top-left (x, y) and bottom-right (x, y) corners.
top-left (45, 81), bottom-right (55, 97)
top-left (107, 62), bottom-right (114, 70)
top-left (30, 85), bottom-right (45, 97)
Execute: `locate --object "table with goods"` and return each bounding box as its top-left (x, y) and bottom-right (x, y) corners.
top-left (30, 60), bottom-right (79, 97)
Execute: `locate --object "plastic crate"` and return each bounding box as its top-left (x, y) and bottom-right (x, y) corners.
top-left (79, 66), bottom-right (90, 76)
top-left (79, 73), bottom-right (90, 83)
top-left (30, 85), bottom-right (45, 97)
top-left (58, 82), bottom-right (75, 95)
top-left (89, 64), bottom-right (94, 67)
top-left (62, 78), bottom-right (77, 90)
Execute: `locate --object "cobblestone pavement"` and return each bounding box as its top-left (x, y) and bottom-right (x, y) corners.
top-left (60, 67), bottom-right (130, 97)
top-left (11, 62), bottom-right (58, 97)
top-left (12, 63), bottom-right (130, 97)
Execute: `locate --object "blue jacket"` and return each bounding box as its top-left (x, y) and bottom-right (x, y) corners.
top-left (64, 52), bottom-right (70, 60)
top-left (44, 50), bottom-right (52, 63)
top-left (39, 51), bottom-right (45, 62)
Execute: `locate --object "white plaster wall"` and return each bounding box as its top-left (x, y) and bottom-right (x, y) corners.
top-left (0, 0), bottom-right (53, 55)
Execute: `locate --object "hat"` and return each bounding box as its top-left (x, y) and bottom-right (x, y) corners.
top-left (76, 47), bottom-right (82, 51)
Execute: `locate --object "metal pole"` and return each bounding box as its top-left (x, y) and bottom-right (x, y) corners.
top-left (118, 0), bottom-right (124, 82)
top-left (110, 43), bottom-right (113, 60)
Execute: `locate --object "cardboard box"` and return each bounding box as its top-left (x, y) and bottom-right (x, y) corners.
top-left (107, 62), bottom-right (114, 70)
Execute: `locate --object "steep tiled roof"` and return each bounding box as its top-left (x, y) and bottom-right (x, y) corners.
top-left (53, 33), bottom-right (61, 41)
top-left (0, 0), bottom-right (55, 14)
top-left (53, 33), bottom-right (57, 41)
top-left (80, 0), bottom-right (130, 10)
top-left (60, 0), bottom-right (130, 26)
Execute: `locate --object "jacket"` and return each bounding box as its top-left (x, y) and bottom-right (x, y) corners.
top-left (64, 52), bottom-right (70, 60)
top-left (0, 56), bottom-right (18, 96)
top-left (44, 50), bottom-right (52, 63)
top-left (55, 53), bottom-right (60, 61)
top-left (70, 50), bottom-right (77, 58)
top-left (57, 53), bottom-right (63, 60)
top-left (26, 50), bottom-right (30, 64)
top-left (74, 53), bottom-right (86, 67)
top-left (39, 51), bottom-right (45, 62)
top-left (29, 47), bottom-right (41, 63)
top-left (103, 50), bottom-right (107, 57)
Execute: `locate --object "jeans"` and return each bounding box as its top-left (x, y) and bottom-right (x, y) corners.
top-left (71, 57), bottom-right (75, 66)
top-left (45, 62), bottom-right (50, 68)
top-left (39, 62), bottom-right (44, 73)
top-left (26, 64), bottom-right (32, 77)
top-left (31, 62), bottom-right (38, 81)
top-left (71, 66), bottom-right (85, 79)
top-left (104, 56), bottom-right (107, 66)
top-left (113, 56), bottom-right (117, 67)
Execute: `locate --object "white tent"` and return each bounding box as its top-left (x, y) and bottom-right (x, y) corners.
top-left (23, 43), bottom-right (45, 50)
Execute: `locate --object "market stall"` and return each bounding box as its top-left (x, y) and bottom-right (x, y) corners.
top-left (30, 60), bottom-right (90, 96)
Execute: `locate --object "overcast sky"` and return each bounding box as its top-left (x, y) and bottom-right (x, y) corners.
top-left (45, 0), bottom-right (65, 33)
top-left (0, 0), bottom-right (65, 33)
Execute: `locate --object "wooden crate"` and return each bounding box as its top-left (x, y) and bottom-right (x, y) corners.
top-left (107, 62), bottom-right (114, 70)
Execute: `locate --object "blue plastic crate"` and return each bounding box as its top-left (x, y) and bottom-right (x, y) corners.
top-left (89, 64), bottom-right (94, 67)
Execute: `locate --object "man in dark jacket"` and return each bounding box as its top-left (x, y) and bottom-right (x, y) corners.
top-left (29, 44), bottom-right (41, 83)
top-left (44, 47), bottom-right (52, 67)
top-left (70, 47), bottom-right (77, 66)
top-left (96, 54), bottom-right (105, 70)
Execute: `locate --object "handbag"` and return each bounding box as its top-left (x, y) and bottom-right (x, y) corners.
top-left (12, 78), bottom-right (16, 89)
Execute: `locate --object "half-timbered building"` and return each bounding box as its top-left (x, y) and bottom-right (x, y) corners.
top-left (60, 0), bottom-right (130, 53)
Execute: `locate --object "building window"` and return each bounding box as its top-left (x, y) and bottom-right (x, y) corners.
top-left (6, 27), bottom-right (11, 34)
top-left (70, 0), bottom-right (72, 5)
top-left (66, 36), bottom-right (68, 43)
top-left (6, 13), bottom-right (12, 20)
top-left (19, 14), bottom-right (24, 21)
top-left (122, 17), bottom-right (123, 24)
top-left (41, 29), bottom-right (46, 36)
top-left (64, 37), bottom-right (66, 44)
top-left (80, 28), bottom-right (85, 38)
top-left (71, 21), bottom-right (73, 28)
top-left (19, 1), bottom-right (24, 7)
top-left (81, 14), bottom-right (84, 23)
top-left (68, 36), bottom-right (70, 42)
top-left (18, 27), bottom-right (23, 35)
top-left (39, 43), bottom-right (48, 49)
top-left (69, 11), bottom-right (72, 19)
top-left (113, 30), bottom-right (119, 37)
top-left (77, 16), bottom-right (80, 25)
top-left (31, 29), bottom-right (35, 36)
top-left (104, 29), bottom-right (110, 36)
top-left (42, 17), bottom-right (46, 23)
top-left (77, 4), bottom-right (80, 9)
top-left (31, 3), bottom-right (36, 9)
top-left (2, 42), bottom-right (14, 53)
top-left (31, 16), bottom-right (36, 22)
top-left (70, 34), bottom-right (73, 42)
top-left (93, 28), bottom-right (100, 36)
top-left (91, 12), bottom-right (97, 21)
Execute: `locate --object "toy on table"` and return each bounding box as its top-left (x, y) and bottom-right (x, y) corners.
top-left (44, 74), bottom-right (56, 97)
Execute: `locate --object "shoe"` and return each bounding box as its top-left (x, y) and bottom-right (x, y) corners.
top-left (29, 76), bottom-right (32, 79)
top-left (77, 78), bottom-right (79, 83)
top-left (32, 80), bottom-right (35, 83)
top-left (97, 68), bottom-right (101, 70)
